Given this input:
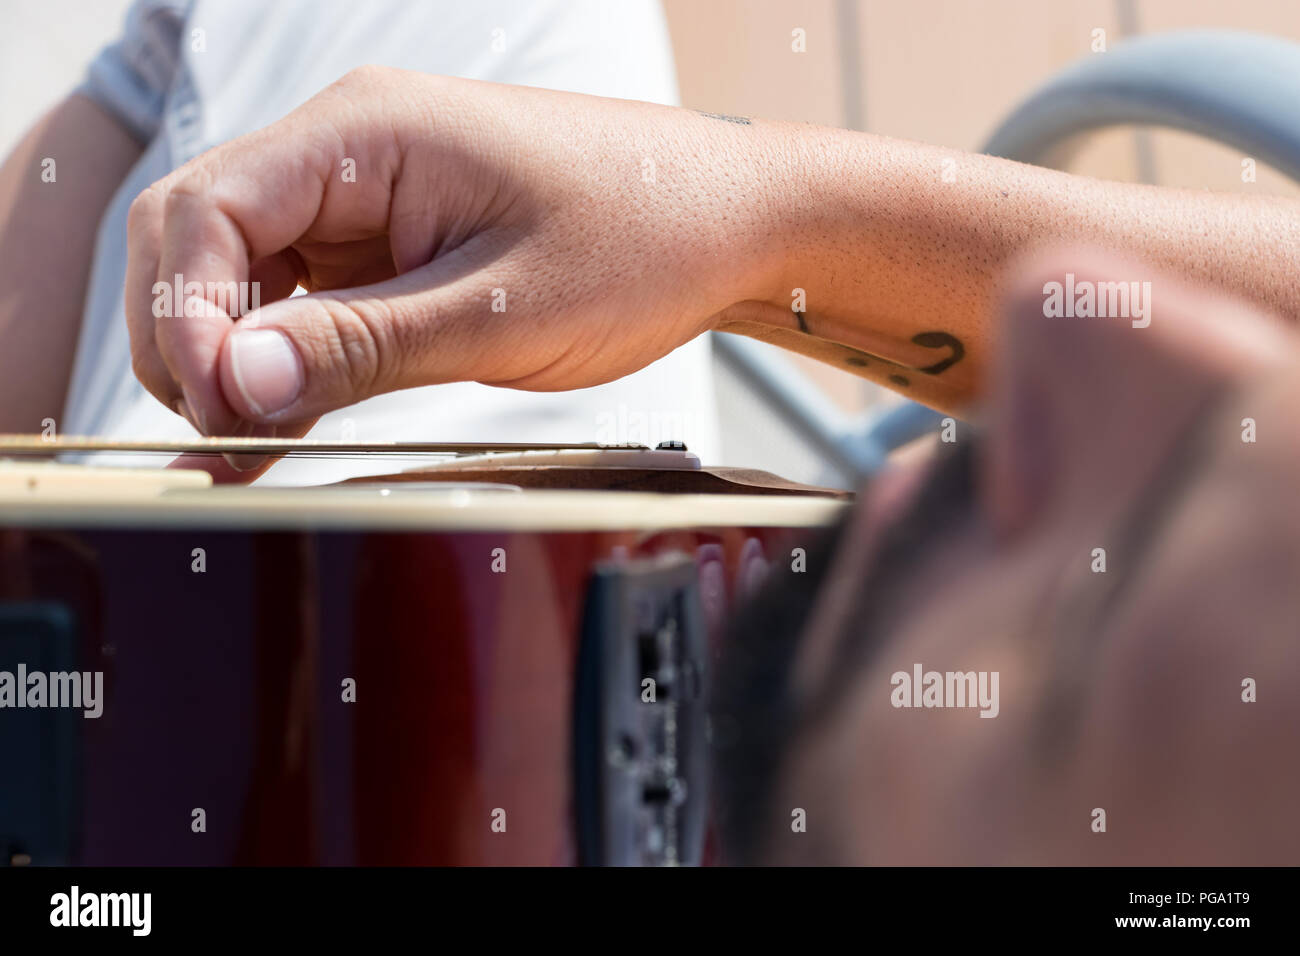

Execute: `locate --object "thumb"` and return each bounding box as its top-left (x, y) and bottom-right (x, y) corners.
top-left (219, 243), bottom-right (507, 424)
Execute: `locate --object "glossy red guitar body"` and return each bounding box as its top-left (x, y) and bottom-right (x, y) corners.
top-left (0, 461), bottom-right (844, 866)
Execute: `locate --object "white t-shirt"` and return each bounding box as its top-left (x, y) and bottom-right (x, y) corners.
top-left (67, 0), bottom-right (718, 483)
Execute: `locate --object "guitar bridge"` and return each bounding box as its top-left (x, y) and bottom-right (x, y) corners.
top-left (573, 554), bottom-right (709, 866)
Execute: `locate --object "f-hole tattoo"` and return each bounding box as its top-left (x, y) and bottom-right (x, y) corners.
top-left (830, 331), bottom-right (966, 388)
top-left (908, 332), bottom-right (964, 375)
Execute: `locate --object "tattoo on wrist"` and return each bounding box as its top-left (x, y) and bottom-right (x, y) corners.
top-left (907, 332), bottom-right (965, 375)
top-left (695, 110), bottom-right (753, 125)
top-left (828, 331), bottom-right (966, 388)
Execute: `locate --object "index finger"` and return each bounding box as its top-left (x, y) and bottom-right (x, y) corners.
top-left (125, 74), bottom-right (397, 434)
top-left (129, 127), bottom-right (332, 436)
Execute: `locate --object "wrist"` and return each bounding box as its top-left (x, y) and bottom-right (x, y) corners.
top-left (671, 114), bottom-right (805, 325)
top-left (704, 120), bottom-right (886, 324)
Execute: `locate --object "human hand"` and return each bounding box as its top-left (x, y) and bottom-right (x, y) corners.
top-left (126, 66), bottom-right (777, 459)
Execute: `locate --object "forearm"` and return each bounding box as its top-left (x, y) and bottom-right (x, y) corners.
top-left (0, 94), bottom-right (142, 432)
top-left (112, 72), bottom-right (1300, 439)
top-left (716, 122), bottom-right (1300, 413)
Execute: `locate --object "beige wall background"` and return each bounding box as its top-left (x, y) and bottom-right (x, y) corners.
top-left (664, 0), bottom-right (1300, 426)
top-left (665, 0), bottom-right (1300, 191)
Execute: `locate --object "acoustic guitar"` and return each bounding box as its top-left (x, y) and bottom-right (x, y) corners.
top-left (0, 435), bottom-right (848, 867)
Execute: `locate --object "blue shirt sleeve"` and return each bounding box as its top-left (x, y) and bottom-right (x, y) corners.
top-left (73, 0), bottom-right (192, 143)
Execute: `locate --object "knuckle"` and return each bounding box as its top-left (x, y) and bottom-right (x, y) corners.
top-left (126, 182), bottom-right (165, 231)
top-left (311, 297), bottom-right (391, 399)
top-left (161, 176), bottom-right (213, 216)
top-left (334, 63), bottom-right (394, 92)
